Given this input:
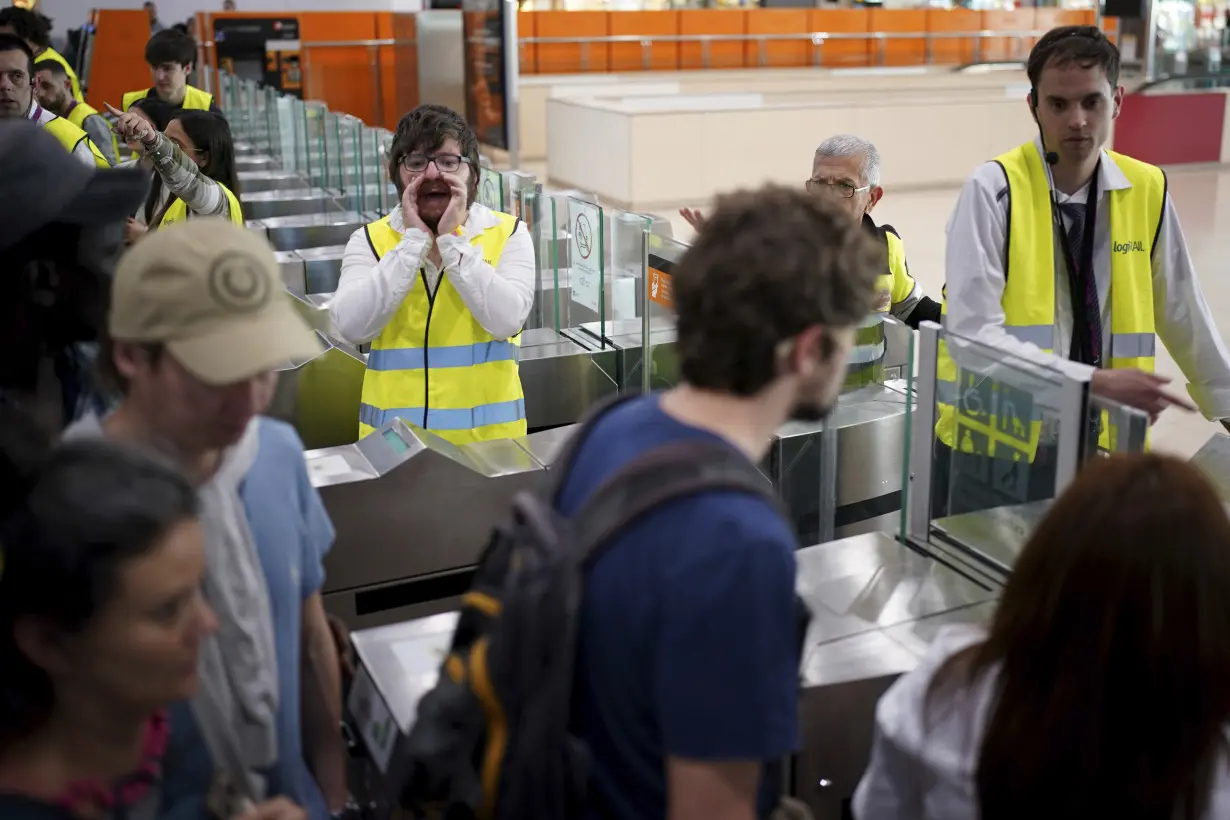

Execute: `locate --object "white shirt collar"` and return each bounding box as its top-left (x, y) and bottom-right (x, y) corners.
top-left (387, 201), bottom-right (501, 237)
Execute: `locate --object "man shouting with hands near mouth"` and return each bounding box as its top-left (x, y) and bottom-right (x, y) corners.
top-left (332, 104), bottom-right (536, 445)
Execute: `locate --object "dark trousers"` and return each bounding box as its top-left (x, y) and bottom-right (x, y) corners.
top-left (930, 439), bottom-right (1058, 519)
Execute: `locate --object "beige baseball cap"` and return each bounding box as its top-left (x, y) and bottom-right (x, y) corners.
top-left (110, 218), bottom-right (324, 386)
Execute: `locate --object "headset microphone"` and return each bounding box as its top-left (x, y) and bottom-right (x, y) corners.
top-left (1044, 150), bottom-right (1059, 165)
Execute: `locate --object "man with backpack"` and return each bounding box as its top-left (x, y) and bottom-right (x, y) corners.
top-left (402, 185), bottom-right (883, 820)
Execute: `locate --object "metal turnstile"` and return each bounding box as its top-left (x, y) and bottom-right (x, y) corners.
top-left (241, 188), bottom-right (344, 220)
top-left (342, 531), bottom-right (1002, 820)
top-left (309, 421), bottom-right (577, 630)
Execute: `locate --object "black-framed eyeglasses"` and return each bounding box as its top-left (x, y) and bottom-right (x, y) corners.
top-left (805, 178), bottom-right (871, 199)
top-left (402, 153), bottom-right (469, 173)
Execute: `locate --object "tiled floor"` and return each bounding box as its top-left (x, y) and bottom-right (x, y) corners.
top-left (662, 165), bottom-right (1230, 460)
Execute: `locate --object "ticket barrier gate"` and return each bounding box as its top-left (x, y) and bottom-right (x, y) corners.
top-left (309, 421), bottom-right (577, 630)
top-left (337, 321), bottom-right (1154, 820)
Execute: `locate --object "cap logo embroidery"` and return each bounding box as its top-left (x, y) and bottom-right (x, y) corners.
top-left (209, 251), bottom-right (271, 313)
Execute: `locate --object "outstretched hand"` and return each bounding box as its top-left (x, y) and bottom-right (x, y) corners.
top-left (679, 207), bottom-right (706, 232)
top-left (104, 102), bottom-right (158, 151)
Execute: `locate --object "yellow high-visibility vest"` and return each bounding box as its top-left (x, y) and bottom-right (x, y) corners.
top-left (39, 47), bottom-right (83, 102)
top-left (872, 223), bottom-right (917, 316)
top-left (359, 212), bottom-right (526, 445)
top-left (158, 184), bottom-right (244, 227)
top-left (41, 114), bottom-right (109, 168)
top-left (64, 100), bottom-right (119, 163)
top-left (936, 143), bottom-right (1165, 459)
top-left (122, 84), bottom-right (215, 112)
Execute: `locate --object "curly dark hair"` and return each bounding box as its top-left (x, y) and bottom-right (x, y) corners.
top-left (387, 104), bottom-right (480, 205)
top-left (674, 185), bottom-right (883, 397)
top-left (1027, 25), bottom-right (1119, 91)
top-left (0, 8), bottom-right (51, 50)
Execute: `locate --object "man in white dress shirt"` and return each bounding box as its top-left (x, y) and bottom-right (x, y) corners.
top-left (331, 104), bottom-right (536, 445)
top-left (937, 25), bottom-right (1230, 514)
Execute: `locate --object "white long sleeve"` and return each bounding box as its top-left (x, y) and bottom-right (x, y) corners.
top-left (944, 141), bottom-right (1230, 420)
top-left (331, 203), bottom-right (535, 345)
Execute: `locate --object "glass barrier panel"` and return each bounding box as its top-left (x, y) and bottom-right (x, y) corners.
top-left (358, 126), bottom-right (384, 218)
top-left (520, 188), bottom-right (557, 332)
top-left (302, 102), bottom-right (328, 188)
top-left (378, 130), bottom-right (395, 215)
top-left (564, 194), bottom-right (605, 348)
top-left (924, 330), bottom-right (1078, 575)
top-left (1089, 395), bottom-right (1150, 455)
top-left (334, 115), bottom-right (362, 209)
top-left (478, 166), bottom-right (504, 212)
top-left (644, 232), bottom-right (685, 393)
top-left (506, 172), bottom-right (537, 220)
top-left (323, 112), bottom-right (343, 192)
top-left (897, 326), bottom-right (917, 542)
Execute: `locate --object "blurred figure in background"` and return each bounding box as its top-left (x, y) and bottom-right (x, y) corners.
top-left (855, 453), bottom-right (1230, 820)
top-left (33, 58), bottom-right (118, 166)
top-left (122, 29), bottom-right (219, 113)
top-left (0, 120), bottom-right (146, 428)
top-left (0, 35), bottom-right (108, 167)
top-left (0, 7), bottom-right (83, 102)
top-left (145, 1), bottom-right (166, 34)
top-left (110, 106), bottom-right (242, 244)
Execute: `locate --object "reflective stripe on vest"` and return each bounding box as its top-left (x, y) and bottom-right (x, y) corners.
top-left (41, 115), bottom-right (109, 168)
top-left (65, 102), bottom-right (120, 163)
top-left (358, 212), bottom-right (526, 446)
top-left (935, 143), bottom-right (1165, 459)
top-left (158, 184), bottom-right (245, 227)
top-left (122, 85), bottom-right (215, 112)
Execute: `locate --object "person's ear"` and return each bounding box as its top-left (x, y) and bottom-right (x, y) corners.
top-left (13, 616), bottom-right (73, 679)
top-left (866, 185), bottom-right (883, 213)
top-left (1111, 85), bottom-right (1124, 119)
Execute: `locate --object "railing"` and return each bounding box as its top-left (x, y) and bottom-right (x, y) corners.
top-left (518, 28), bottom-right (1054, 71)
top-left (199, 38), bottom-right (417, 129)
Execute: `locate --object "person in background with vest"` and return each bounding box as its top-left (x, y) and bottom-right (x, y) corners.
top-left (332, 104), bottom-right (536, 444)
top-left (122, 29), bottom-right (220, 115)
top-left (109, 105), bottom-right (242, 243)
top-left (938, 25), bottom-right (1230, 516)
top-left (0, 7), bottom-right (82, 103)
top-left (0, 35), bottom-right (106, 168)
top-left (33, 58), bottom-right (117, 166)
top-left (680, 134), bottom-right (940, 328)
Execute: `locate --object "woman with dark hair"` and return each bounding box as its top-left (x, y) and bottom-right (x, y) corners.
top-left (106, 105), bottom-right (242, 244)
top-left (854, 453), bottom-right (1230, 820)
top-left (0, 403), bottom-right (214, 818)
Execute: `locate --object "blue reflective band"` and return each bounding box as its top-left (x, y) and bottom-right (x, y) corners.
top-left (367, 340), bottom-right (520, 372)
top-left (360, 398), bottom-right (526, 431)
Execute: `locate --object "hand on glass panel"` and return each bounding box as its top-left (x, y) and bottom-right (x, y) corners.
top-left (1090, 368), bottom-right (1197, 423)
top-left (435, 172), bottom-right (469, 237)
top-left (679, 207), bottom-right (705, 232)
top-left (400, 175), bottom-right (431, 236)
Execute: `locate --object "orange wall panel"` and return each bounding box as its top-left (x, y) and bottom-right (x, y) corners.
top-left (925, 9), bottom-right (981, 66)
top-left (297, 12), bottom-right (384, 126)
top-left (746, 10), bottom-right (810, 69)
top-left (811, 9), bottom-right (870, 68)
top-left (87, 9), bottom-right (151, 112)
top-left (381, 12), bottom-right (419, 131)
top-left (533, 11), bottom-right (609, 73)
top-left (678, 9), bottom-right (748, 71)
top-left (980, 9), bottom-right (1035, 63)
top-left (870, 9), bottom-right (926, 67)
top-left (519, 11), bottom-right (537, 75)
top-left (610, 11), bottom-right (680, 73)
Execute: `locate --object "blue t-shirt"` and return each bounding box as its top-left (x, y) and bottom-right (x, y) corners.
top-left (160, 418), bottom-right (335, 820)
top-left (557, 395), bottom-right (800, 820)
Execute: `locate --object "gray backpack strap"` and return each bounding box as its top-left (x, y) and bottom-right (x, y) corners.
top-left (570, 441), bottom-right (779, 566)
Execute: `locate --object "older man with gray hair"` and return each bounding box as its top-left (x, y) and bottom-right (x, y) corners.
top-left (681, 134), bottom-right (941, 328)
